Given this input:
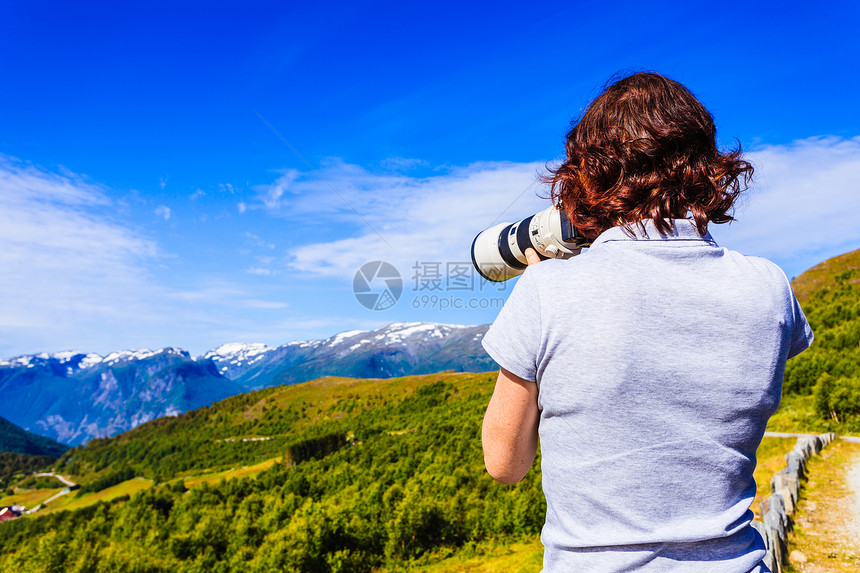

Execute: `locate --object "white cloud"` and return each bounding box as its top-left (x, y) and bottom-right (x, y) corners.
top-left (190, 188), bottom-right (205, 200)
top-left (5, 136), bottom-right (855, 357)
top-left (254, 159), bottom-right (548, 279)
top-left (0, 156), bottom-right (162, 354)
top-left (244, 232), bottom-right (275, 249)
top-left (154, 205), bottom-right (171, 220)
top-left (710, 136), bottom-right (860, 275)
top-left (0, 157), bottom-right (405, 356)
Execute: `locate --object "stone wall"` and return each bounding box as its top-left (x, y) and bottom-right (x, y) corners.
top-left (751, 432), bottom-right (836, 572)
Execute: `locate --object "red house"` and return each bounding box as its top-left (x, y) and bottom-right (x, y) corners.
top-left (0, 506), bottom-right (22, 522)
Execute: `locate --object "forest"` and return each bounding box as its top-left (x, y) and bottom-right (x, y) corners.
top-left (0, 373), bottom-right (545, 572)
top-left (782, 259), bottom-right (860, 431)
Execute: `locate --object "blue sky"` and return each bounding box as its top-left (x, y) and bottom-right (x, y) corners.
top-left (1, 0), bottom-right (859, 357)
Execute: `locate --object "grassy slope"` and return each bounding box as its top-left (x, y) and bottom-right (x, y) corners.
top-left (58, 372), bottom-right (470, 483)
top-left (8, 372), bottom-right (479, 506)
top-left (1, 371), bottom-right (522, 573)
top-left (42, 478), bottom-right (154, 514)
top-left (778, 247), bottom-right (860, 435)
top-left (791, 248), bottom-right (860, 305)
top-left (1, 435), bottom-right (795, 570)
top-left (0, 487), bottom-right (60, 508)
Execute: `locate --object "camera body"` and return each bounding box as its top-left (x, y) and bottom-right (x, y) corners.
top-left (471, 205), bottom-right (590, 282)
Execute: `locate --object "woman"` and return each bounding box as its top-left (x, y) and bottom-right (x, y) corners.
top-left (480, 72), bottom-right (813, 572)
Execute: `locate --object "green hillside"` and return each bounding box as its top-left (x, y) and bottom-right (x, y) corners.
top-left (772, 248), bottom-right (860, 433)
top-left (0, 418), bottom-right (69, 490)
top-left (56, 373), bottom-right (489, 481)
top-left (0, 371), bottom-right (547, 572)
top-left (0, 415), bottom-right (69, 458)
top-left (790, 248), bottom-right (860, 305)
top-left (0, 452), bottom-right (56, 490)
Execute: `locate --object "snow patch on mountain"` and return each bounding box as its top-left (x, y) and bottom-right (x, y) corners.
top-left (79, 354), bottom-right (104, 369)
top-left (327, 330), bottom-right (366, 346)
top-left (103, 348), bottom-right (186, 365)
top-left (374, 322), bottom-right (470, 344)
top-left (0, 350), bottom-right (103, 370)
top-left (0, 355), bottom-right (39, 368)
top-left (201, 343), bottom-right (273, 375)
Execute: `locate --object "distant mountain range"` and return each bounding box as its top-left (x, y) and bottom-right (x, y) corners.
top-left (0, 322), bottom-right (494, 446)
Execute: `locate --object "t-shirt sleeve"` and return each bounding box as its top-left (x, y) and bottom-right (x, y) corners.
top-left (787, 293), bottom-right (814, 359)
top-left (481, 269), bottom-right (542, 382)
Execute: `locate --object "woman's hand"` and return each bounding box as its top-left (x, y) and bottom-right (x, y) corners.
top-left (524, 248), bottom-right (542, 266)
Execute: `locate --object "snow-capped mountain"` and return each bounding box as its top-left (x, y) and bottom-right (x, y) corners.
top-left (202, 322), bottom-right (491, 388)
top-left (0, 322), bottom-right (495, 446)
top-left (201, 342), bottom-right (271, 380)
top-left (0, 347), bottom-right (190, 374)
top-left (0, 348), bottom-right (240, 447)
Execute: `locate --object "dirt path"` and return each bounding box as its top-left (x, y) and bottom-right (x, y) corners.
top-left (33, 472), bottom-right (76, 487)
top-left (24, 473), bottom-right (79, 514)
top-left (846, 448), bottom-right (860, 543)
top-left (787, 438), bottom-right (860, 572)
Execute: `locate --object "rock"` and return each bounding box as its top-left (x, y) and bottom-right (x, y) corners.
top-left (776, 486), bottom-right (795, 515)
top-left (789, 550), bottom-right (808, 563)
top-left (785, 451), bottom-right (806, 480)
top-left (763, 503), bottom-right (787, 545)
top-left (811, 435), bottom-right (822, 454)
top-left (793, 437), bottom-right (812, 460)
top-left (772, 472), bottom-right (799, 504)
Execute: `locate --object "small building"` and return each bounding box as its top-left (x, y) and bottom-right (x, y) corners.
top-left (0, 506), bottom-right (22, 522)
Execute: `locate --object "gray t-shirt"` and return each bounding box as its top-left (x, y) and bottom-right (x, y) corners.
top-left (481, 219), bottom-right (813, 572)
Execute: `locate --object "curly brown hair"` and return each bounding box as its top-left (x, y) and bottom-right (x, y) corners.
top-left (545, 71), bottom-right (753, 238)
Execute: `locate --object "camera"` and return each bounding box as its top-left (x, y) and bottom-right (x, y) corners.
top-left (470, 204), bottom-right (590, 282)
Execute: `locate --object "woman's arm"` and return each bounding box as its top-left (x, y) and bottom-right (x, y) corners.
top-left (481, 366), bottom-right (540, 484)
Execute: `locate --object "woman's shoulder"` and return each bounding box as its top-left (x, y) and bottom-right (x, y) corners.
top-left (522, 252), bottom-right (599, 282)
top-left (723, 250), bottom-right (792, 285)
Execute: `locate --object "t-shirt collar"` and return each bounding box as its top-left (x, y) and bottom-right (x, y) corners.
top-left (589, 218), bottom-right (718, 248)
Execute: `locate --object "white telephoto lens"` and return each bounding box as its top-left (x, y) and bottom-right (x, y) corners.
top-left (470, 222), bottom-right (524, 282)
top-left (471, 205), bottom-right (589, 282)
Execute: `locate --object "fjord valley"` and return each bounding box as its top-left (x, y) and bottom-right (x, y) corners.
top-left (1, 249), bottom-right (860, 571)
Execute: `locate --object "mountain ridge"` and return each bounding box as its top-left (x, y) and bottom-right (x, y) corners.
top-left (0, 322), bottom-right (495, 446)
